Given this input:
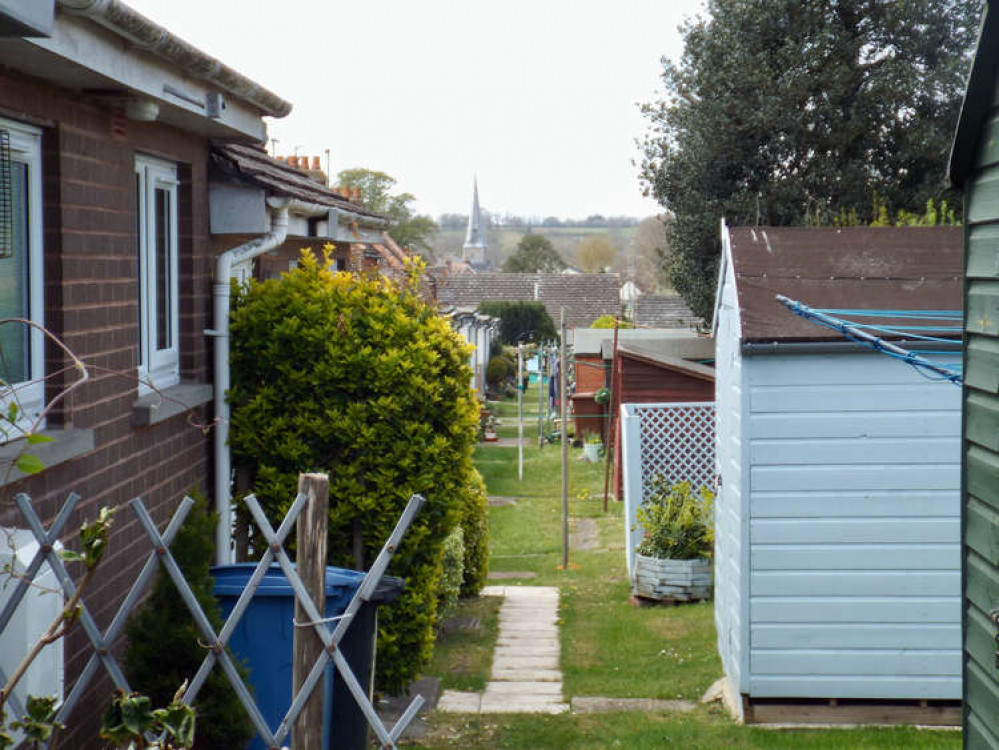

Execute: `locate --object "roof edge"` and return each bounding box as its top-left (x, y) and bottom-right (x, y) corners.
top-left (58, 0), bottom-right (292, 118)
top-left (949, 1), bottom-right (994, 188)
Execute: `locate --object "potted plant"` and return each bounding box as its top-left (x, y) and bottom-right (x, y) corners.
top-left (632, 478), bottom-right (714, 603)
top-left (582, 433), bottom-right (603, 462)
top-left (483, 414), bottom-right (500, 442)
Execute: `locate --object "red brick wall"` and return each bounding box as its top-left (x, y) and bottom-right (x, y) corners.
top-left (0, 68), bottom-right (215, 747)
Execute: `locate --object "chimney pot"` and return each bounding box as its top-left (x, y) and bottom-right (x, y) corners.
top-left (352, 187), bottom-right (361, 202)
top-left (312, 156), bottom-right (321, 170)
top-left (288, 155), bottom-right (298, 168)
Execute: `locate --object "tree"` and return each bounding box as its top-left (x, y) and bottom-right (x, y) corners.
top-left (337, 168), bottom-right (439, 254)
top-left (627, 216), bottom-right (671, 291)
top-left (502, 234), bottom-right (566, 273)
top-left (640, 0), bottom-right (979, 320)
top-left (478, 301), bottom-right (558, 344)
top-left (577, 234), bottom-right (617, 273)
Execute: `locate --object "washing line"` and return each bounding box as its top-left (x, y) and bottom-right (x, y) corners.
top-left (776, 295), bottom-right (963, 386)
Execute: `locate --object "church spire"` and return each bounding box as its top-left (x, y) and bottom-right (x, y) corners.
top-left (463, 177), bottom-right (488, 266)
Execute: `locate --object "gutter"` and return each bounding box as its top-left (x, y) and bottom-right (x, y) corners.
top-left (56, 0), bottom-right (292, 118)
top-left (741, 339), bottom-right (962, 356)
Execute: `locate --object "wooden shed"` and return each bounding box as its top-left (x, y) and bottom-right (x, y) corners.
top-left (713, 223), bottom-right (963, 723)
top-left (948, 3), bottom-right (999, 744)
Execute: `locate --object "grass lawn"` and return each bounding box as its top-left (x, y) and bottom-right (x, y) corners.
top-left (413, 391), bottom-right (962, 748)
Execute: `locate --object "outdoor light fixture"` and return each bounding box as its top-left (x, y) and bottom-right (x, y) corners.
top-left (124, 97), bottom-right (159, 122)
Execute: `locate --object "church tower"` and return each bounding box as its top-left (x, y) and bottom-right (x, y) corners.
top-left (462, 178), bottom-right (488, 268)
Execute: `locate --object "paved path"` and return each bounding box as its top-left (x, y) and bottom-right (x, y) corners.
top-left (438, 585), bottom-right (569, 714)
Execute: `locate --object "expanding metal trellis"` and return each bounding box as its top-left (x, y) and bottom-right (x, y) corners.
top-left (0, 490), bottom-right (425, 749)
top-left (777, 295), bottom-right (964, 386)
top-left (0, 129), bottom-right (11, 259)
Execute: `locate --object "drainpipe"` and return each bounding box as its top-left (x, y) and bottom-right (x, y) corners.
top-left (208, 201), bottom-right (289, 565)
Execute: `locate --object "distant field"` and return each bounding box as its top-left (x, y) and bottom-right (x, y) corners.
top-left (432, 224), bottom-right (639, 269)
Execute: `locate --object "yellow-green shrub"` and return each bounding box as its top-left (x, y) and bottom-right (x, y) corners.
top-left (229, 250), bottom-right (480, 692)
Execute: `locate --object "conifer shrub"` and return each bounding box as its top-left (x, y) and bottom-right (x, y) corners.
top-left (228, 250), bottom-right (480, 692)
top-left (457, 471), bottom-right (489, 596)
top-left (123, 492), bottom-right (254, 750)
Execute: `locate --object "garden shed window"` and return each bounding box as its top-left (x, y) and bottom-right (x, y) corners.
top-left (135, 155), bottom-right (179, 394)
top-left (0, 118), bottom-right (44, 436)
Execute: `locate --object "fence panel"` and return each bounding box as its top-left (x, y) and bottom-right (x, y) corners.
top-left (620, 402), bottom-right (716, 578)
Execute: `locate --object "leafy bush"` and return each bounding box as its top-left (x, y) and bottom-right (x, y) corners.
top-left (229, 249), bottom-right (480, 692)
top-left (456, 471), bottom-right (489, 596)
top-left (590, 315), bottom-right (632, 329)
top-left (123, 492), bottom-right (253, 750)
top-left (486, 356), bottom-right (510, 387)
top-left (436, 526), bottom-right (465, 626)
top-left (635, 479), bottom-right (714, 560)
top-left (478, 301), bottom-right (557, 345)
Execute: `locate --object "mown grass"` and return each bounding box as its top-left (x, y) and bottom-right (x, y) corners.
top-left (413, 388), bottom-right (962, 748)
top-left (423, 595), bottom-right (502, 692)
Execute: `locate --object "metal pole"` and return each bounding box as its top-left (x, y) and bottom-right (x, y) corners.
top-left (537, 343), bottom-right (544, 446)
top-left (560, 311), bottom-right (569, 569)
top-left (602, 319), bottom-right (620, 511)
top-left (518, 342), bottom-right (524, 481)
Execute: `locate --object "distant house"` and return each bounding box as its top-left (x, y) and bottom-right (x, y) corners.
top-left (713, 224), bottom-right (962, 723)
top-left (634, 293), bottom-right (701, 329)
top-left (436, 272), bottom-right (621, 329)
top-left (947, 3), bottom-right (999, 744)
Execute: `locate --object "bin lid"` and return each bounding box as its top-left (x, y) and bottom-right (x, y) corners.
top-left (211, 563), bottom-right (365, 598)
top-left (370, 575), bottom-right (405, 604)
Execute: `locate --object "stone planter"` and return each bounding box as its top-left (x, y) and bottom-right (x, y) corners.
top-left (583, 442), bottom-right (602, 462)
top-left (632, 553), bottom-right (712, 602)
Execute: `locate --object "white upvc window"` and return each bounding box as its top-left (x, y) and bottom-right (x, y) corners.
top-left (135, 155), bottom-right (179, 394)
top-left (0, 118), bottom-right (45, 435)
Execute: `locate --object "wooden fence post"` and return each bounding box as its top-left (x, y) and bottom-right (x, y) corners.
top-left (293, 472), bottom-right (329, 749)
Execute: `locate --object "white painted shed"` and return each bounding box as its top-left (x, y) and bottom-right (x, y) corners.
top-left (713, 223), bottom-right (963, 719)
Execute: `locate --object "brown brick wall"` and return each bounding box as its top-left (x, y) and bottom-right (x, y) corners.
top-left (0, 69), bottom-right (216, 748)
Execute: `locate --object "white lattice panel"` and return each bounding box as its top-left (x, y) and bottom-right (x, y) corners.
top-left (636, 403), bottom-right (716, 498)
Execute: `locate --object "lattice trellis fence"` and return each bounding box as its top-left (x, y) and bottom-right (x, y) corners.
top-left (619, 402), bottom-right (716, 578)
top-left (0, 490), bottom-right (424, 749)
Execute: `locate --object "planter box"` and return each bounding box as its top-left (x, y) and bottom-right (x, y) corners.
top-left (583, 442), bottom-right (602, 462)
top-left (632, 553), bottom-right (711, 602)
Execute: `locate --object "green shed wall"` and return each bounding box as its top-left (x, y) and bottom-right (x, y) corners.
top-left (964, 106), bottom-right (999, 749)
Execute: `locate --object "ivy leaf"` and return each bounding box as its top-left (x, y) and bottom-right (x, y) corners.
top-left (25, 433), bottom-right (54, 445)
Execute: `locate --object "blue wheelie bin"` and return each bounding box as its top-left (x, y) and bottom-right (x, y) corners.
top-left (212, 563), bottom-right (365, 750)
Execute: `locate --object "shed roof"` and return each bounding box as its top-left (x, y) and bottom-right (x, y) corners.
top-left (573, 327), bottom-right (701, 357)
top-left (949, 1), bottom-right (995, 188)
top-left (211, 144), bottom-right (384, 219)
top-left (616, 341), bottom-right (716, 382)
top-left (633, 294), bottom-right (701, 329)
top-left (724, 226), bottom-right (963, 342)
top-left (436, 272), bottom-right (620, 329)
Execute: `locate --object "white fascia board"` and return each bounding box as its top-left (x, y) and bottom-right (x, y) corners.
top-left (25, 15), bottom-right (265, 140)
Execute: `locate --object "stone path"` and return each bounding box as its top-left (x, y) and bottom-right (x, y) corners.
top-left (438, 585), bottom-right (569, 714)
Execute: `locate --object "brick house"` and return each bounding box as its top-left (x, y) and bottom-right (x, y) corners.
top-left (0, 2), bottom-right (320, 745)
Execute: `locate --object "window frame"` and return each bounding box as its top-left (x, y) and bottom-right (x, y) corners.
top-left (0, 117), bottom-right (44, 434)
top-left (134, 154), bottom-right (180, 395)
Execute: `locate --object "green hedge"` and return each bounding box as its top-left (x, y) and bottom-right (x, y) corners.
top-left (229, 250), bottom-right (481, 692)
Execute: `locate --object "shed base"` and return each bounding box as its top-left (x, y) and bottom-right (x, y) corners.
top-left (743, 697), bottom-right (961, 727)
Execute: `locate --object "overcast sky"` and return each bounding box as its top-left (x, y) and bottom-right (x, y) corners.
top-left (125, 1), bottom-right (705, 221)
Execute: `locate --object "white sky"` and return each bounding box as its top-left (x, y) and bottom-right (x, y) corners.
top-left (124, 0), bottom-right (705, 220)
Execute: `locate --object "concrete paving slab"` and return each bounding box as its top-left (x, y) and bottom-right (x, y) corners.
top-left (492, 655), bottom-right (560, 671)
top-left (479, 699), bottom-right (570, 714)
top-left (437, 691), bottom-right (482, 713)
top-left (483, 681), bottom-right (563, 696)
top-left (489, 668), bottom-right (563, 682)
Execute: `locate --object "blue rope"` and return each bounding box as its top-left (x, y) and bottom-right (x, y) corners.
top-left (777, 296), bottom-right (963, 386)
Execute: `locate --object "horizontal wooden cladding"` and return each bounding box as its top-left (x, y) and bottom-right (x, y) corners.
top-left (966, 604), bottom-right (999, 686)
top-left (749, 352), bottom-right (958, 386)
top-left (753, 543), bottom-right (958, 571)
top-left (752, 464), bottom-right (958, 491)
top-left (751, 570), bottom-right (958, 597)
top-left (751, 490), bottom-right (955, 518)
top-left (749, 674), bottom-right (960, 700)
top-left (967, 661), bottom-right (999, 742)
top-left (751, 597), bottom-right (959, 624)
top-left (967, 446), bottom-right (999, 511)
top-left (966, 345), bottom-right (999, 400)
top-left (750, 436), bottom-right (959, 465)
top-left (751, 410), bottom-right (959, 439)
top-left (751, 649), bottom-right (958, 677)
top-left (968, 169), bottom-right (999, 224)
top-left (752, 622), bottom-right (959, 650)
top-left (751, 384), bottom-right (958, 413)
top-left (967, 279), bottom-right (999, 336)
top-left (966, 498), bottom-right (999, 567)
top-left (751, 517), bottom-right (957, 545)
top-left (965, 221), bottom-right (999, 278)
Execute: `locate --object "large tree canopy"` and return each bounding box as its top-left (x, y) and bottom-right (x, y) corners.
top-left (640, 0), bottom-right (979, 319)
top-left (502, 234), bottom-right (567, 273)
top-left (337, 167), bottom-right (440, 254)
